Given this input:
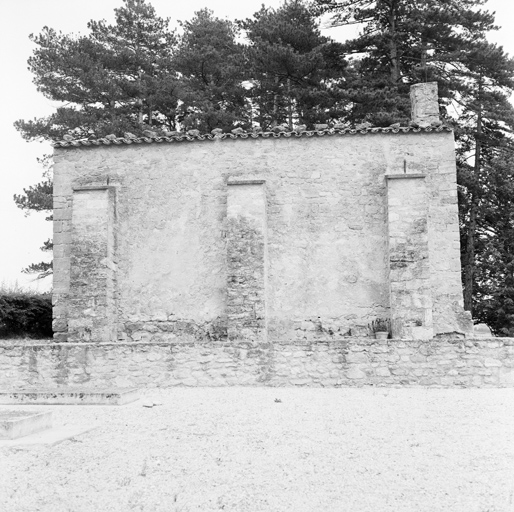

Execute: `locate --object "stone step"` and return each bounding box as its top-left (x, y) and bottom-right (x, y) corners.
top-left (0, 424), bottom-right (98, 449)
top-left (0, 410), bottom-right (52, 439)
top-left (0, 388), bottom-right (139, 406)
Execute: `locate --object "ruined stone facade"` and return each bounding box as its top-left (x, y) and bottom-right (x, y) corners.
top-left (52, 83), bottom-right (471, 347)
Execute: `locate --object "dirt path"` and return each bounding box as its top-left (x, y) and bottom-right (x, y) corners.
top-left (1, 388), bottom-right (513, 511)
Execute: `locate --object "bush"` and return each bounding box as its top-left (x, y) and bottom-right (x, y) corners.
top-left (0, 292), bottom-right (52, 339)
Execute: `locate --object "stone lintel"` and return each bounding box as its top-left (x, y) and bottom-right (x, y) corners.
top-left (386, 174), bottom-right (426, 180)
top-left (72, 185), bottom-right (118, 191)
top-left (227, 175), bottom-right (266, 185)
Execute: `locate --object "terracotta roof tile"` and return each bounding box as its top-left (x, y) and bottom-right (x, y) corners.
top-left (52, 126), bottom-right (452, 149)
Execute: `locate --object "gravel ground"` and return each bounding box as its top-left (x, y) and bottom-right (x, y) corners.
top-left (0, 388), bottom-right (513, 512)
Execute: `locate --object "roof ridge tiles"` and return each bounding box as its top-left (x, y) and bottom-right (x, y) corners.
top-left (52, 126), bottom-right (452, 148)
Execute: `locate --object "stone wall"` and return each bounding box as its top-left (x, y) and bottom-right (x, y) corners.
top-left (53, 129), bottom-right (470, 343)
top-left (1, 338), bottom-right (512, 389)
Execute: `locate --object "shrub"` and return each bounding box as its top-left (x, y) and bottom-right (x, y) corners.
top-left (0, 291), bottom-right (52, 339)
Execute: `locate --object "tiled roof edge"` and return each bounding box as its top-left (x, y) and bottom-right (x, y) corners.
top-left (52, 126), bottom-right (453, 148)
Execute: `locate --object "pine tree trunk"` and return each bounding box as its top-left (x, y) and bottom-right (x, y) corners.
top-left (463, 199), bottom-right (477, 312)
top-left (287, 78), bottom-right (293, 130)
top-left (388, 4), bottom-right (400, 82)
top-left (273, 76), bottom-right (279, 127)
top-left (138, 103), bottom-right (143, 126)
top-left (463, 77), bottom-right (483, 313)
top-left (137, 69), bottom-right (143, 125)
top-left (420, 38), bottom-right (427, 70)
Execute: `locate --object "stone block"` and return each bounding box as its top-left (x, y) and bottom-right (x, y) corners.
top-left (291, 378), bottom-right (312, 386)
top-left (376, 367), bottom-right (391, 377)
top-left (0, 410), bottom-right (52, 440)
top-left (346, 368), bottom-right (366, 379)
top-left (345, 352), bottom-right (369, 364)
top-left (52, 318), bottom-right (67, 332)
top-left (499, 368), bottom-right (514, 386)
top-left (410, 353), bottom-right (426, 363)
top-left (471, 375), bottom-right (482, 387)
top-left (484, 358), bottom-right (502, 368)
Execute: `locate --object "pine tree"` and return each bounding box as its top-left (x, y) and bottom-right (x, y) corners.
top-left (173, 9), bottom-right (248, 132)
top-left (15, 0), bottom-right (179, 141)
top-left (454, 41), bottom-right (514, 313)
top-left (313, 0), bottom-right (501, 125)
top-left (313, 0), bottom-right (418, 125)
top-left (467, 146), bottom-right (514, 335)
top-left (240, 0), bottom-right (348, 130)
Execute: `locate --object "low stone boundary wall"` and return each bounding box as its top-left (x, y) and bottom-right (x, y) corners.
top-left (0, 338), bottom-right (513, 388)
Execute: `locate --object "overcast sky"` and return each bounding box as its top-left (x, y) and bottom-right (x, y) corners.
top-left (0, 0), bottom-right (513, 292)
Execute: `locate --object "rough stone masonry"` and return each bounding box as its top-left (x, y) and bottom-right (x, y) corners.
top-left (6, 81), bottom-right (505, 389)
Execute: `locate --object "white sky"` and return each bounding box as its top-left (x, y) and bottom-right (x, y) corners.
top-left (0, 0), bottom-right (513, 292)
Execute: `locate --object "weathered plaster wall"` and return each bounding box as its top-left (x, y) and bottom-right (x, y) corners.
top-left (1, 338), bottom-right (513, 388)
top-left (53, 131), bottom-right (469, 342)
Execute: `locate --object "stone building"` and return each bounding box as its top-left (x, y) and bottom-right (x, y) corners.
top-left (52, 82), bottom-right (472, 346)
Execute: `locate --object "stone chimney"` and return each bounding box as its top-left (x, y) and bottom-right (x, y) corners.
top-left (410, 82), bottom-right (440, 127)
